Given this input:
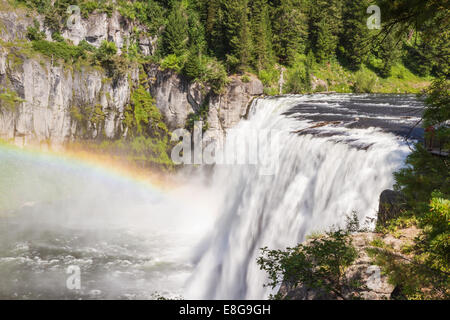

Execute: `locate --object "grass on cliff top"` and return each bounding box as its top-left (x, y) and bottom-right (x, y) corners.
top-left (308, 60), bottom-right (431, 94)
top-left (260, 54), bottom-right (432, 95)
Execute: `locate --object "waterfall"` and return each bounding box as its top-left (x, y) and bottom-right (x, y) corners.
top-left (185, 94), bottom-right (413, 299)
top-left (0, 94), bottom-right (419, 300)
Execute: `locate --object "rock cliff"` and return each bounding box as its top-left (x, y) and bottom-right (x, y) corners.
top-left (0, 4), bottom-right (263, 147)
top-left (0, 48), bottom-right (139, 146)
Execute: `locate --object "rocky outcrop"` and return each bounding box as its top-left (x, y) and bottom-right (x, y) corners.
top-left (0, 5), bottom-right (263, 148)
top-left (147, 65), bottom-right (204, 130)
top-left (0, 48), bottom-right (138, 146)
top-left (205, 75), bottom-right (263, 144)
top-left (0, 48), bottom-right (262, 147)
top-left (148, 67), bottom-right (263, 143)
top-left (377, 190), bottom-right (406, 228)
top-left (62, 10), bottom-right (156, 55)
top-left (0, 6), bottom-right (36, 42)
top-left (278, 188), bottom-right (418, 301)
top-left (0, 2), bottom-right (154, 55)
top-left (278, 232), bottom-right (395, 300)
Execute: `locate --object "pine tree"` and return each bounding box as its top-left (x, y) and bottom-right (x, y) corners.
top-left (162, 2), bottom-right (189, 56)
top-left (223, 0), bottom-right (252, 72)
top-left (204, 0), bottom-right (227, 58)
top-left (338, 0), bottom-right (371, 71)
top-left (308, 0), bottom-right (343, 63)
top-left (376, 31), bottom-right (401, 78)
top-left (270, 0), bottom-right (308, 66)
top-left (249, 0), bottom-right (273, 70)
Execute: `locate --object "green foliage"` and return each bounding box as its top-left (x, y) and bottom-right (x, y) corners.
top-left (257, 215), bottom-right (362, 300)
top-left (95, 40), bottom-right (118, 60)
top-left (422, 78), bottom-right (450, 128)
top-left (186, 94), bottom-right (210, 132)
top-left (51, 32), bottom-right (65, 43)
top-left (202, 57), bottom-right (229, 94)
top-left (26, 20), bottom-right (45, 41)
top-left (420, 193), bottom-right (450, 271)
top-left (0, 89), bottom-right (25, 113)
top-left (258, 66), bottom-right (279, 88)
top-left (249, 0), bottom-right (273, 70)
top-left (284, 54), bottom-right (311, 94)
top-left (270, 0), bottom-right (307, 66)
top-left (368, 194), bottom-right (450, 300)
top-left (117, 0), bottom-right (165, 34)
top-left (338, 0), bottom-right (371, 71)
top-left (161, 2), bottom-right (189, 56)
top-left (309, 0), bottom-right (343, 64)
top-left (31, 39), bottom-right (88, 63)
top-left (160, 54), bottom-right (185, 73)
top-left (15, 0), bottom-right (440, 95)
top-left (372, 32), bottom-right (402, 78)
top-left (352, 68), bottom-right (377, 93)
top-left (94, 41), bottom-right (128, 78)
top-left (385, 12), bottom-right (450, 294)
top-left (119, 69), bottom-right (173, 169)
top-left (241, 74), bottom-right (250, 83)
top-left (394, 146), bottom-right (450, 209)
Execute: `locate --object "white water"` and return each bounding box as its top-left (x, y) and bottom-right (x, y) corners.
top-left (0, 94), bottom-right (415, 300)
top-left (185, 95), bottom-right (411, 299)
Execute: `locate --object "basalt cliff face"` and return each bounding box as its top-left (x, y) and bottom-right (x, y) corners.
top-left (0, 5), bottom-right (263, 147)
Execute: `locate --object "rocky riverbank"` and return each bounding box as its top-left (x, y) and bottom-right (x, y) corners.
top-left (278, 189), bottom-right (418, 300)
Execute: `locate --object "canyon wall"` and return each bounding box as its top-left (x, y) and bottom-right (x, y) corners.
top-left (0, 5), bottom-right (263, 147)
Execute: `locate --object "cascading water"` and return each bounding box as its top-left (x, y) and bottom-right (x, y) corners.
top-left (0, 94), bottom-right (422, 299)
top-left (185, 94), bottom-right (417, 299)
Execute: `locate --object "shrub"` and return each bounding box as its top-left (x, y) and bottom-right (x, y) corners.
top-left (257, 214), bottom-right (363, 300)
top-left (26, 20), bottom-right (45, 41)
top-left (368, 193), bottom-right (450, 300)
top-left (353, 69), bottom-right (377, 93)
top-left (203, 58), bottom-right (229, 94)
top-left (51, 32), bottom-right (65, 42)
top-left (31, 40), bottom-right (86, 62)
top-left (94, 41), bottom-right (127, 78)
top-left (160, 54), bottom-right (185, 73)
top-left (284, 64), bottom-right (310, 94)
top-left (0, 89), bottom-right (25, 113)
top-left (258, 67), bottom-right (279, 87)
top-left (95, 40), bottom-right (118, 61)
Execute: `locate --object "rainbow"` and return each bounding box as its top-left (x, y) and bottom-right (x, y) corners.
top-left (0, 141), bottom-right (171, 195)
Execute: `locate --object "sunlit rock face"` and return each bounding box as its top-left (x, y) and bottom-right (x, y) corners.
top-left (0, 6), bottom-right (154, 55)
top-left (0, 50), bottom-right (138, 146)
top-left (148, 66), bottom-right (264, 144)
top-left (0, 5), bottom-right (262, 147)
top-left (206, 75), bottom-right (264, 145)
